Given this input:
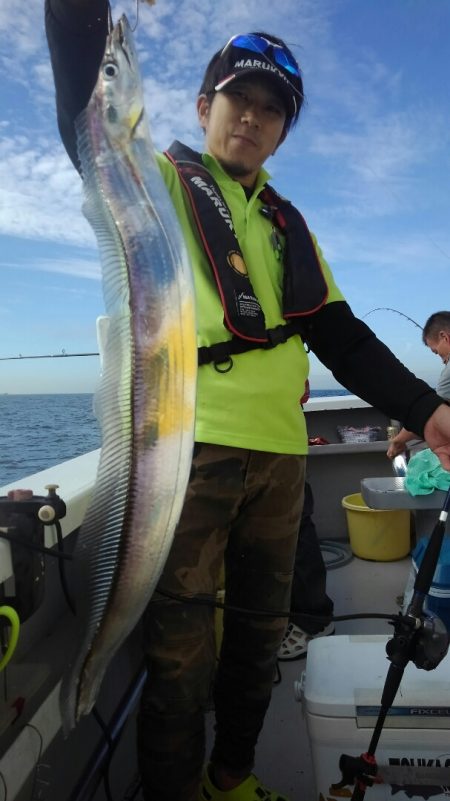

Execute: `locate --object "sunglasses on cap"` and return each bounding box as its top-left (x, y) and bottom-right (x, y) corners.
top-left (221, 34), bottom-right (300, 78)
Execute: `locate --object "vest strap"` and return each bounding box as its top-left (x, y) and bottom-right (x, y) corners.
top-left (165, 142), bottom-right (267, 341)
top-left (198, 321), bottom-right (305, 368)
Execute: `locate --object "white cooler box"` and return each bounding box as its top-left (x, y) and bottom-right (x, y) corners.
top-left (302, 634), bottom-right (450, 800)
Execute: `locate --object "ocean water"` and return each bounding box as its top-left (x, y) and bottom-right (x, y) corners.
top-left (0, 394), bottom-right (101, 487)
top-left (0, 389), bottom-right (349, 487)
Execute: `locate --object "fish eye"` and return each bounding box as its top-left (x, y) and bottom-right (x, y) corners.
top-left (103, 61), bottom-right (119, 79)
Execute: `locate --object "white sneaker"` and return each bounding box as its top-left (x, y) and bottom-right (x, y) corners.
top-left (277, 621), bottom-right (334, 660)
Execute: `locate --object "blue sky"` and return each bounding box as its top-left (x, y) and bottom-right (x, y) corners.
top-left (1, 0), bottom-right (449, 394)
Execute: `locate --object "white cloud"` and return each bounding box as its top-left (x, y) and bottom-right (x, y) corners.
top-left (311, 219), bottom-right (450, 276)
top-left (311, 120), bottom-right (416, 181)
top-left (0, 1), bottom-right (44, 57)
top-left (0, 134), bottom-right (94, 245)
top-left (0, 256), bottom-right (100, 280)
top-left (32, 60), bottom-right (59, 109)
top-left (308, 109), bottom-right (444, 187)
top-left (142, 77), bottom-right (200, 148)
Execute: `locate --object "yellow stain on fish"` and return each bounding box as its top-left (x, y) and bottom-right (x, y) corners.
top-left (150, 296), bottom-right (197, 438)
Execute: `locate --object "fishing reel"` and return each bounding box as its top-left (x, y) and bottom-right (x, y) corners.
top-left (336, 609), bottom-right (449, 796)
top-left (0, 485), bottom-right (66, 622)
top-left (387, 607), bottom-right (449, 672)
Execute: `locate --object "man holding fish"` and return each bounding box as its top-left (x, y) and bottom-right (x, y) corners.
top-left (46, 3), bottom-right (450, 800)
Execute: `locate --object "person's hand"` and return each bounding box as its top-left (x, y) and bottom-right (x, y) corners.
top-left (424, 404), bottom-right (450, 471)
top-left (386, 427), bottom-right (415, 460)
top-left (387, 437), bottom-right (407, 459)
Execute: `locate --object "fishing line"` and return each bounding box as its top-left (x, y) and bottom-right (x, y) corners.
top-left (129, 0), bottom-right (157, 33)
top-left (157, 587), bottom-right (401, 625)
top-left (0, 530), bottom-right (72, 561)
top-left (130, 0), bottom-right (140, 32)
top-left (123, 776), bottom-right (143, 801)
top-left (25, 723), bottom-right (47, 801)
top-left (54, 520), bottom-right (76, 615)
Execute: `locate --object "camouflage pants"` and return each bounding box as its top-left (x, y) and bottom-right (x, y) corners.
top-left (137, 443), bottom-right (306, 801)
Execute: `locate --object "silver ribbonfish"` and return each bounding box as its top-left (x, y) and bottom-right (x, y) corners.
top-left (59, 14), bottom-right (197, 731)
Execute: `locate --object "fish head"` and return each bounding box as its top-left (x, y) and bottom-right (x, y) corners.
top-left (94, 15), bottom-right (146, 146)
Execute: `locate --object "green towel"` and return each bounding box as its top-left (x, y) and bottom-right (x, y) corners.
top-left (405, 448), bottom-right (450, 495)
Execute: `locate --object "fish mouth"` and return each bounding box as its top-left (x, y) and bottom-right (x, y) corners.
top-left (110, 16), bottom-right (133, 67)
top-left (117, 20), bottom-right (131, 66)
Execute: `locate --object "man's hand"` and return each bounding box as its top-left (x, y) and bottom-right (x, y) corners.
top-left (386, 427), bottom-right (416, 459)
top-left (424, 404), bottom-right (450, 471)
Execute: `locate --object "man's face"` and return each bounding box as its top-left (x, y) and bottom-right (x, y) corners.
top-left (197, 77), bottom-right (287, 188)
top-left (425, 331), bottom-right (450, 364)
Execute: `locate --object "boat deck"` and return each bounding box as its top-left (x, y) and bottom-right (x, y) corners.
top-left (248, 553), bottom-right (411, 800)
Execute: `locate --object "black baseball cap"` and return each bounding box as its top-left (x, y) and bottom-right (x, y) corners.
top-left (200, 33), bottom-right (303, 126)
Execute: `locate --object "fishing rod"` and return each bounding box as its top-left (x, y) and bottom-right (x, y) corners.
top-left (0, 351), bottom-right (99, 361)
top-left (363, 307), bottom-right (422, 330)
top-left (334, 485), bottom-right (450, 799)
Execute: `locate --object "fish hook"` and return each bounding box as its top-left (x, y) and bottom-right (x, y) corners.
top-left (131, 0), bottom-right (157, 32)
top-left (130, 0), bottom-right (140, 32)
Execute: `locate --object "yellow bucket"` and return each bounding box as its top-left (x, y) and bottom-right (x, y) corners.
top-left (342, 493), bottom-right (411, 561)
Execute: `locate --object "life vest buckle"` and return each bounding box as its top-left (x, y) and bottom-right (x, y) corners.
top-left (198, 341), bottom-right (234, 370)
top-left (266, 324), bottom-right (289, 347)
